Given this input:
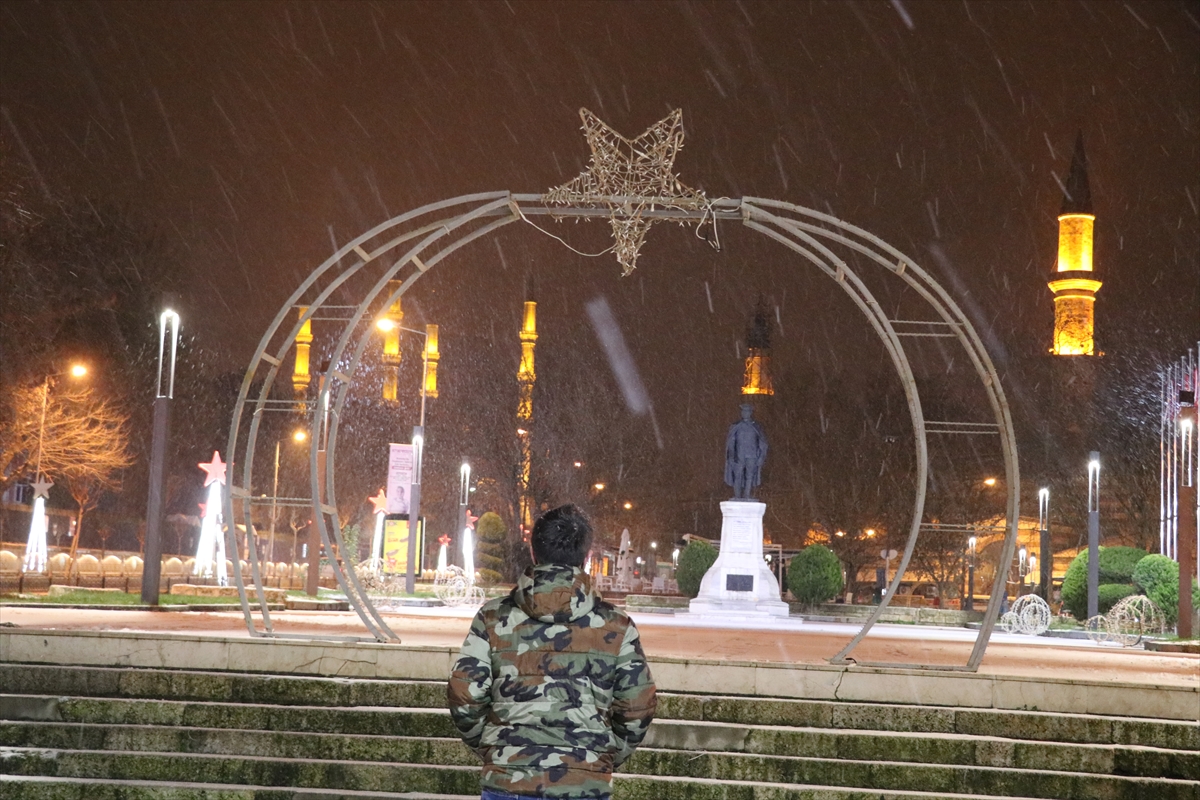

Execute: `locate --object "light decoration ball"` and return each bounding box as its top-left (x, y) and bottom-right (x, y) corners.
top-left (194, 451), bottom-right (229, 586)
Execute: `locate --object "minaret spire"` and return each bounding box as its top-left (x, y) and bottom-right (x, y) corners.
top-left (1048, 132), bottom-right (1101, 356)
top-left (517, 275), bottom-right (537, 535)
top-left (742, 297), bottom-right (775, 396)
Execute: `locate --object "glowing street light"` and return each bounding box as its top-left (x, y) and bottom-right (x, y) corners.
top-left (623, 501), bottom-right (633, 510)
top-left (1037, 487), bottom-right (1050, 601)
top-left (983, 477), bottom-right (997, 487)
top-left (593, 482), bottom-right (606, 491)
top-left (1087, 452), bottom-right (1101, 618)
top-left (142, 299), bottom-right (180, 604)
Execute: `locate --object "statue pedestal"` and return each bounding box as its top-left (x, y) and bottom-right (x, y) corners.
top-left (687, 501), bottom-right (790, 618)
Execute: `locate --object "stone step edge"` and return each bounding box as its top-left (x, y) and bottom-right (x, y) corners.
top-left (3, 660), bottom-right (1191, 730)
top-left (5, 693), bottom-right (1192, 753)
top-left (0, 772), bottom-right (1055, 800)
top-left (4, 717), bottom-right (1194, 767)
top-left (6, 629), bottom-right (1194, 722)
top-left (1, 744), bottom-right (1192, 790)
top-left (0, 774), bottom-right (475, 799)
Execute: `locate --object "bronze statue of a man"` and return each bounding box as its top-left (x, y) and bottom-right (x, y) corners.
top-left (725, 403), bottom-right (768, 499)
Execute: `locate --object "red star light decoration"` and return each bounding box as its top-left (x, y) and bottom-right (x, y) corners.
top-left (369, 488), bottom-right (389, 515)
top-left (437, 533), bottom-right (452, 547)
top-left (198, 451), bottom-right (227, 487)
top-left (465, 510), bottom-right (478, 530)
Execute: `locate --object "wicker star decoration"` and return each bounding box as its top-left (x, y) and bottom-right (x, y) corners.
top-left (545, 108), bottom-right (707, 276)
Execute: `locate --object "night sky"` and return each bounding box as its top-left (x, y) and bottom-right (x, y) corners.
top-left (2, 1), bottom-right (1198, 543)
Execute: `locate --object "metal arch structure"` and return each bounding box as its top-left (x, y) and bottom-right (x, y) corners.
top-left (221, 191), bottom-right (1020, 671)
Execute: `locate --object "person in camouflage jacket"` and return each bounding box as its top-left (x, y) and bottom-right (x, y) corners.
top-left (447, 504), bottom-right (657, 799)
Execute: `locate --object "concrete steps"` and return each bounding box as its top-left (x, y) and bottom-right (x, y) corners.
top-left (0, 663), bottom-right (1196, 799)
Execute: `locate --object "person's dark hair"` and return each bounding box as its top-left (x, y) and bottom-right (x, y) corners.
top-left (531, 504), bottom-right (593, 567)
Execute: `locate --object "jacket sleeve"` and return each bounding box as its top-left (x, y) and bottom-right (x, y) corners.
top-left (447, 608), bottom-right (493, 752)
top-left (610, 618), bottom-right (657, 768)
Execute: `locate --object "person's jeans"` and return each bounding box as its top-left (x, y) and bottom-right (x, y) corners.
top-left (481, 791), bottom-right (610, 800)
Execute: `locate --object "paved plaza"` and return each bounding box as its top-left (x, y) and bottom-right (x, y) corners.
top-left (2, 604), bottom-right (1194, 690)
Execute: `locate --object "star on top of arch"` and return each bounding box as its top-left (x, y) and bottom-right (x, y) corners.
top-left (545, 108), bottom-right (708, 276)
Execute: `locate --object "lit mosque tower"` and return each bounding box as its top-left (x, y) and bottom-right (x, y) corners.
top-left (1048, 134), bottom-right (1101, 356)
top-left (742, 299), bottom-right (774, 396)
top-left (292, 306), bottom-right (313, 408)
top-left (517, 291), bottom-right (537, 533)
top-left (380, 280), bottom-right (404, 401)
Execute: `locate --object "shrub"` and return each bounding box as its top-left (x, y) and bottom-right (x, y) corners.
top-left (476, 512), bottom-right (507, 586)
top-left (787, 545), bottom-right (844, 605)
top-left (1098, 546), bottom-right (1149, 584)
top-left (1061, 547), bottom-right (1150, 620)
top-left (675, 540), bottom-right (718, 598)
top-left (1097, 583), bottom-right (1137, 614)
top-left (1132, 554), bottom-right (1200, 626)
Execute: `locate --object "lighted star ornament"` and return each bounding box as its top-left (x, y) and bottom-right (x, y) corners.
top-left (22, 477), bottom-right (55, 573)
top-left (545, 108), bottom-right (709, 276)
top-left (194, 451), bottom-right (229, 586)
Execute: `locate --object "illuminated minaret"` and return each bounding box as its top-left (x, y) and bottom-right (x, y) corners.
top-left (517, 294), bottom-right (537, 533)
top-left (292, 306), bottom-right (313, 408)
top-left (380, 280), bottom-right (404, 401)
top-left (1048, 134), bottom-right (1101, 356)
top-left (742, 299), bottom-right (774, 396)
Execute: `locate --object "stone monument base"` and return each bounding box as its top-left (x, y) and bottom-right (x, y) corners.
top-left (685, 500), bottom-right (791, 619)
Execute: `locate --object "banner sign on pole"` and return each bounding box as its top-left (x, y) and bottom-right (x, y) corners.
top-left (383, 517), bottom-right (423, 575)
top-left (387, 443), bottom-right (413, 514)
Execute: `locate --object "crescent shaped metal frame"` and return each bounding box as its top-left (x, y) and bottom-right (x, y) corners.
top-left (222, 192), bottom-right (1019, 671)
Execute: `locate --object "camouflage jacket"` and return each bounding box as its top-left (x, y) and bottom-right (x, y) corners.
top-left (447, 564), bottom-right (657, 798)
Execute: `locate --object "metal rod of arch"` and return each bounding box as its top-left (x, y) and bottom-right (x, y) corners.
top-left (740, 198), bottom-right (1020, 671)
top-left (225, 191), bottom-right (1018, 670)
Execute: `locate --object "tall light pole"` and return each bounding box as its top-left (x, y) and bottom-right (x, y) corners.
top-left (142, 302), bottom-right (180, 604)
top-left (1178, 397), bottom-right (1196, 639)
top-left (268, 428), bottom-right (307, 564)
top-left (1087, 452), bottom-right (1101, 619)
top-left (458, 460), bottom-right (471, 566)
top-left (965, 535), bottom-right (977, 613)
top-left (1038, 488), bottom-right (1051, 602)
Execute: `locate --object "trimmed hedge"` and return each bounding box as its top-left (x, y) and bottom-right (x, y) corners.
top-left (475, 512), bottom-right (506, 586)
top-left (676, 540), bottom-right (718, 598)
top-left (787, 545), bottom-right (844, 605)
top-left (1061, 546), bottom-right (1150, 620)
top-left (1133, 554), bottom-right (1200, 625)
top-left (1097, 583), bottom-right (1138, 614)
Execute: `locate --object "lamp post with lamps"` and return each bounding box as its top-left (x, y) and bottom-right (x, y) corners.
top-left (23, 362), bottom-right (90, 574)
top-left (1038, 488), bottom-right (1051, 602)
top-left (376, 314), bottom-right (438, 594)
top-left (142, 301), bottom-right (180, 604)
top-left (965, 535), bottom-right (977, 612)
top-left (1087, 453), bottom-right (1101, 619)
top-left (267, 428), bottom-right (307, 564)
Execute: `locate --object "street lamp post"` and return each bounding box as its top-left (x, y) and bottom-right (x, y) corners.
top-left (1018, 545), bottom-right (1027, 595)
top-left (268, 429), bottom-right (307, 565)
top-left (458, 461), bottom-right (471, 567)
top-left (1038, 488), bottom-right (1051, 602)
top-left (965, 535), bottom-right (977, 613)
top-left (1087, 452), bottom-right (1101, 619)
top-left (377, 316), bottom-right (438, 595)
top-left (142, 303), bottom-right (180, 605)
top-left (1178, 398), bottom-right (1196, 638)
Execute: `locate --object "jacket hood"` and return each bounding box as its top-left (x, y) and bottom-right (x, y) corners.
top-left (513, 563), bottom-right (597, 623)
